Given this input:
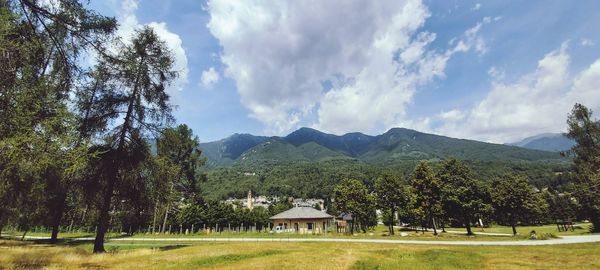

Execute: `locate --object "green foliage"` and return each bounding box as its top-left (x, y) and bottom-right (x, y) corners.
top-left (542, 190), bottom-right (580, 223)
top-left (333, 179), bottom-right (377, 233)
top-left (82, 26), bottom-right (178, 252)
top-left (565, 103), bottom-right (600, 232)
top-left (0, 0), bottom-right (115, 240)
top-left (411, 160), bottom-right (443, 233)
top-left (491, 175), bottom-right (548, 234)
top-left (438, 157), bottom-right (492, 235)
top-left (175, 202), bottom-right (272, 232)
top-left (375, 174), bottom-right (410, 235)
top-left (156, 124), bottom-right (206, 205)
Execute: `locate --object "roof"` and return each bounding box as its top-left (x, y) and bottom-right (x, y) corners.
top-left (269, 207), bottom-right (333, 220)
top-left (337, 213), bottom-right (353, 221)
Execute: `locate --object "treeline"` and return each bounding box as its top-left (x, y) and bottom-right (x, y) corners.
top-left (330, 157), bottom-right (575, 235)
top-left (202, 159), bottom-right (570, 200)
top-left (174, 201), bottom-right (294, 233)
top-left (0, 0), bottom-right (207, 253)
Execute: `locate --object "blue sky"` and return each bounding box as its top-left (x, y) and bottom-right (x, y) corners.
top-left (89, 0), bottom-right (600, 143)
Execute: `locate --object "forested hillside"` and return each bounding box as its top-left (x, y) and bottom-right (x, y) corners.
top-left (200, 127), bottom-right (564, 167)
top-left (201, 159), bottom-right (571, 200)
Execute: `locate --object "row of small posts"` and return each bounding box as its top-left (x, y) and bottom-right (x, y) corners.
top-left (10, 222), bottom-right (274, 236)
top-left (145, 223), bottom-right (267, 235)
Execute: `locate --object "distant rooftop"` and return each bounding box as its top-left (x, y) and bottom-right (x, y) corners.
top-left (269, 207), bottom-right (333, 220)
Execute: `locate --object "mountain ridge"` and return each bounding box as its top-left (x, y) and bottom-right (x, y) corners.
top-left (200, 127), bottom-right (564, 167)
top-left (508, 133), bottom-right (575, 152)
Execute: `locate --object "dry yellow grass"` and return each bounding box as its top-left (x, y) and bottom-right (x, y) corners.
top-left (1, 240), bottom-right (599, 269)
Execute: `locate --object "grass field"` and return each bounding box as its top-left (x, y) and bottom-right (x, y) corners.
top-left (1, 239), bottom-right (599, 269)
top-left (452, 223), bottom-right (593, 236)
top-left (3, 226), bottom-right (530, 242)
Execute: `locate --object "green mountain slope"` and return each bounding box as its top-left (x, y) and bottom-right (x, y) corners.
top-left (199, 127), bottom-right (563, 167)
top-left (362, 128), bottom-right (560, 163)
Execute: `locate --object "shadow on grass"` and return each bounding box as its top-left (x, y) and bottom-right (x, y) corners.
top-left (157, 244), bottom-right (189, 251)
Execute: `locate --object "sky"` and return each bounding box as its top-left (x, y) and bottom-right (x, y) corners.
top-left (87, 0), bottom-right (600, 144)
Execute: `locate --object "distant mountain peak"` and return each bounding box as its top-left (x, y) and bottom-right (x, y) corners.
top-left (509, 133), bottom-right (574, 152)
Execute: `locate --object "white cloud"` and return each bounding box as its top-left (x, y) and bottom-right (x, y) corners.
top-left (438, 109), bottom-right (465, 122)
top-left (207, 0), bottom-right (491, 135)
top-left (488, 66), bottom-right (505, 81)
top-left (200, 67), bottom-right (220, 89)
top-left (581, 38), bottom-right (595, 47)
top-left (113, 0), bottom-right (189, 93)
top-left (472, 3), bottom-right (482, 11)
top-left (432, 43), bottom-right (600, 143)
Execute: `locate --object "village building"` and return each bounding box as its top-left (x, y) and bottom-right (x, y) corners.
top-left (246, 190), bottom-right (253, 210)
top-left (292, 198), bottom-right (324, 209)
top-left (335, 213), bottom-right (353, 233)
top-left (224, 192), bottom-right (323, 210)
top-left (270, 207), bottom-right (333, 234)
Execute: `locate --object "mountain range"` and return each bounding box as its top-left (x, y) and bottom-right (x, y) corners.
top-left (508, 133), bottom-right (575, 152)
top-left (199, 127), bottom-right (564, 167)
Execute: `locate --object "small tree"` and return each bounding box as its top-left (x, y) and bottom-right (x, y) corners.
top-left (375, 175), bottom-right (409, 235)
top-left (565, 103), bottom-right (600, 232)
top-left (491, 175), bottom-right (548, 235)
top-left (333, 179), bottom-right (373, 233)
top-left (439, 157), bottom-right (492, 235)
top-left (543, 190), bottom-right (580, 224)
top-left (411, 161), bottom-right (443, 235)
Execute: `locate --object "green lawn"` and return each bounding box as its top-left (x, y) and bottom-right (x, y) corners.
top-left (7, 223), bottom-right (593, 243)
top-left (448, 223), bottom-right (593, 236)
top-left (1, 239), bottom-right (599, 269)
top-left (123, 225), bottom-right (525, 241)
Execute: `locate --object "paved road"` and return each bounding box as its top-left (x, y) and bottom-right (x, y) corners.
top-left (8, 235), bottom-right (600, 246)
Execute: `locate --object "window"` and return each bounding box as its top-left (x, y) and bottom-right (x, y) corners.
top-left (307, 223), bottom-right (313, 230)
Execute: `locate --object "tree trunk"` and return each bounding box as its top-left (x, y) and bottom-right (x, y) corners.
top-left (591, 216), bottom-right (600, 233)
top-left (152, 198), bottom-right (159, 234)
top-left (0, 212), bottom-right (3, 239)
top-left (388, 209), bottom-right (395, 235)
top-left (50, 194), bottom-right (66, 243)
top-left (432, 216), bottom-right (438, 235)
top-left (80, 206), bottom-right (87, 227)
top-left (465, 217), bottom-right (473, 235)
top-left (93, 171), bottom-right (116, 253)
top-left (441, 219), bottom-right (446, 232)
top-left (511, 223), bottom-right (517, 236)
top-left (161, 203), bottom-right (170, 234)
top-left (21, 230), bottom-right (28, 241)
top-left (161, 183), bottom-right (174, 234)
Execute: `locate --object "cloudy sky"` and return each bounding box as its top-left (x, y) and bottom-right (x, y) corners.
top-left (89, 0), bottom-right (600, 144)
